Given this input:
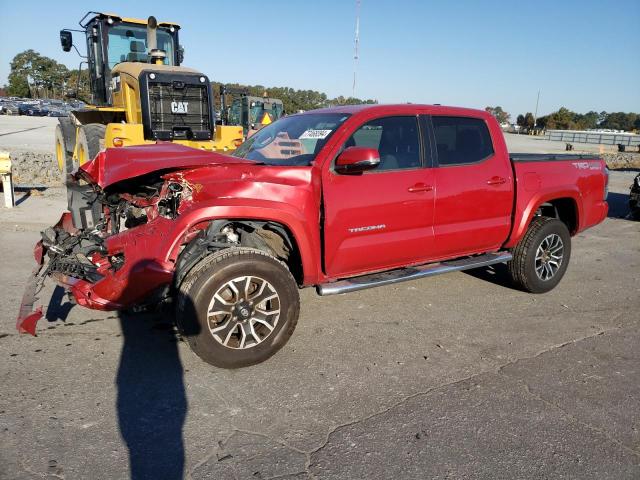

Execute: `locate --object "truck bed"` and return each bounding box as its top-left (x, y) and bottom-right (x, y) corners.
top-left (510, 153), bottom-right (600, 162)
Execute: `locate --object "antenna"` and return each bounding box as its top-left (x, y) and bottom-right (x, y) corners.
top-left (352, 0), bottom-right (360, 98)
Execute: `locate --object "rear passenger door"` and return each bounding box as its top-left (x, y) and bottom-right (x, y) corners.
top-left (427, 115), bottom-right (513, 259)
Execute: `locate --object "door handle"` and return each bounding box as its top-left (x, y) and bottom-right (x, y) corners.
top-left (487, 176), bottom-right (507, 186)
top-left (407, 183), bottom-right (433, 193)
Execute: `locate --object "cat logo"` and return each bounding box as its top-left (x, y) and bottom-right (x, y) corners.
top-left (171, 101), bottom-right (189, 114)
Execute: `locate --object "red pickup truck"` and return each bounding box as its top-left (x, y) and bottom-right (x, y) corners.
top-left (17, 104), bottom-right (609, 368)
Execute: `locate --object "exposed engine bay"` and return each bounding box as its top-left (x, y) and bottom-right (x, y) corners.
top-left (42, 171), bottom-right (190, 284)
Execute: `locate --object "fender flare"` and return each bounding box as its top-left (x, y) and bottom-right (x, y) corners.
top-left (504, 188), bottom-right (583, 248)
top-left (161, 204), bottom-right (322, 285)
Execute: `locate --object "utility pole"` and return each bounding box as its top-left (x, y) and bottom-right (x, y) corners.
top-left (533, 90), bottom-right (540, 128)
top-left (352, 0), bottom-right (360, 99)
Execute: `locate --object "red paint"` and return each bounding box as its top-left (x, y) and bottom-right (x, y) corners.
top-left (17, 307), bottom-right (42, 336)
top-left (19, 104), bottom-right (609, 332)
top-left (80, 142), bottom-right (254, 188)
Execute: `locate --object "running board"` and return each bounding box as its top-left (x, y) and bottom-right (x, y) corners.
top-left (316, 251), bottom-right (513, 296)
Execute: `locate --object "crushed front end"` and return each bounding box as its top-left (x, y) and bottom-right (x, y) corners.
top-left (16, 158), bottom-right (193, 335)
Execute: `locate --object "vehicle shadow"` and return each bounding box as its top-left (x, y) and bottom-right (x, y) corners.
top-left (606, 192), bottom-right (630, 219)
top-left (464, 262), bottom-right (516, 290)
top-left (45, 285), bottom-right (74, 322)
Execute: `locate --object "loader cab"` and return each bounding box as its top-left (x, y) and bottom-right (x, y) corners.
top-left (227, 95), bottom-right (285, 137)
top-left (61, 12), bottom-right (182, 106)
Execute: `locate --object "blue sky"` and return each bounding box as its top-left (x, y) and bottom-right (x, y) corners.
top-left (1, 0), bottom-right (638, 117)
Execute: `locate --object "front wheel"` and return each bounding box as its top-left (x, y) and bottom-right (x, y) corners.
top-left (55, 124), bottom-right (73, 182)
top-left (508, 217), bottom-right (571, 293)
top-left (176, 247), bottom-right (300, 368)
top-left (76, 123), bottom-right (106, 166)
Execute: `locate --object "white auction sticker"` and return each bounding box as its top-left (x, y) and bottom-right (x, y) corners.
top-left (299, 129), bottom-right (332, 140)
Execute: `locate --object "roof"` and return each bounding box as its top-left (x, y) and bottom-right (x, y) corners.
top-left (91, 12), bottom-right (180, 28)
top-left (306, 104), bottom-right (491, 118)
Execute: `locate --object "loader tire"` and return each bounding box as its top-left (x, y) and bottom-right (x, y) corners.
top-left (77, 123), bottom-right (106, 167)
top-left (55, 124), bottom-right (74, 183)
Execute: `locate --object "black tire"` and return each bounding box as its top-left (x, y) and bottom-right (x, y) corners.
top-left (508, 217), bottom-right (571, 293)
top-left (77, 123), bottom-right (106, 166)
top-left (176, 247), bottom-right (300, 368)
top-left (55, 124), bottom-right (74, 183)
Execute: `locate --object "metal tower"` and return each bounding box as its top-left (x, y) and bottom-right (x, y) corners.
top-left (353, 0), bottom-right (360, 98)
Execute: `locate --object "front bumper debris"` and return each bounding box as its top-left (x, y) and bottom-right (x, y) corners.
top-left (16, 241), bottom-right (46, 336)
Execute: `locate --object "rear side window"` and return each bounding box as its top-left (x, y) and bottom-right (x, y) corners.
top-left (432, 116), bottom-right (494, 166)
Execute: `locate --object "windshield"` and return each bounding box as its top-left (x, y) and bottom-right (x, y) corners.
top-left (232, 113), bottom-right (350, 166)
top-left (106, 23), bottom-right (176, 68)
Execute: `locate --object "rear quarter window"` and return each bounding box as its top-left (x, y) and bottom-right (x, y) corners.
top-left (432, 116), bottom-right (494, 166)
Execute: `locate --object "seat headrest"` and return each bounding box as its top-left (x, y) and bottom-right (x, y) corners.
top-left (130, 40), bottom-right (145, 53)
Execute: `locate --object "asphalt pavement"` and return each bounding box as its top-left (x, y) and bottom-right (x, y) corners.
top-left (0, 133), bottom-right (638, 479)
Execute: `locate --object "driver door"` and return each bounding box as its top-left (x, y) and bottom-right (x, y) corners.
top-left (322, 115), bottom-right (436, 278)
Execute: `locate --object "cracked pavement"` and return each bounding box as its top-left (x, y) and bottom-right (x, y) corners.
top-left (0, 169), bottom-right (638, 479)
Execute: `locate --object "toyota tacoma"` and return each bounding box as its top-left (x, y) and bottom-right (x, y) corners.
top-left (16, 105), bottom-right (609, 368)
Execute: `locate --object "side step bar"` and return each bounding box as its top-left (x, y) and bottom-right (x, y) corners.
top-left (316, 251), bottom-right (513, 296)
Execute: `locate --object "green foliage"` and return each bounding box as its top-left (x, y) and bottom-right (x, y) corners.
top-left (516, 114), bottom-right (525, 126)
top-left (523, 112), bottom-right (535, 129)
top-left (485, 106), bottom-right (510, 124)
top-left (212, 81), bottom-right (377, 114)
top-left (600, 112), bottom-right (639, 131)
top-left (6, 72), bottom-right (30, 97)
top-left (65, 68), bottom-right (92, 102)
top-left (7, 49), bottom-right (76, 99)
top-left (535, 108), bottom-right (638, 132)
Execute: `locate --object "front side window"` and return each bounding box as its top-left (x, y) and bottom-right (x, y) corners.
top-left (432, 116), bottom-right (494, 166)
top-left (232, 113), bottom-right (350, 166)
top-left (106, 23), bottom-right (175, 68)
top-left (344, 116), bottom-right (421, 171)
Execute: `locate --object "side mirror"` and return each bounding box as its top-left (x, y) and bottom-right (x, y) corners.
top-left (60, 30), bottom-right (73, 52)
top-left (335, 146), bottom-right (380, 174)
top-left (177, 46), bottom-right (185, 64)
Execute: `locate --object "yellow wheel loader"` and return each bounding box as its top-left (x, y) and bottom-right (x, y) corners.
top-left (219, 85), bottom-right (285, 138)
top-left (56, 12), bottom-right (244, 179)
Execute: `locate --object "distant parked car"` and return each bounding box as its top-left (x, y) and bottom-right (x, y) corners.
top-left (0, 101), bottom-right (18, 115)
top-left (47, 109), bottom-right (68, 117)
top-left (18, 103), bottom-right (48, 116)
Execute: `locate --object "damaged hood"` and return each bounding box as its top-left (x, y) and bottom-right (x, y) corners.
top-left (80, 143), bottom-right (255, 188)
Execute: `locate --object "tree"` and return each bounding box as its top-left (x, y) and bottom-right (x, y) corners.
top-left (516, 114), bottom-right (525, 127)
top-left (600, 112), bottom-right (638, 131)
top-left (6, 72), bottom-right (30, 97)
top-left (523, 112), bottom-right (535, 129)
top-left (485, 106), bottom-right (510, 124)
top-left (7, 50), bottom-right (70, 98)
top-left (212, 81), bottom-right (376, 114)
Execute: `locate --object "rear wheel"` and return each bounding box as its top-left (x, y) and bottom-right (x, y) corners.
top-left (508, 217), bottom-right (571, 293)
top-left (176, 247), bottom-right (300, 368)
top-left (76, 123), bottom-right (106, 167)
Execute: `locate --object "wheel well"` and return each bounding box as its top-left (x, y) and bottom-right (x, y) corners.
top-left (175, 219), bottom-right (304, 288)
top-left (536, 198), bottom-right (578, 234)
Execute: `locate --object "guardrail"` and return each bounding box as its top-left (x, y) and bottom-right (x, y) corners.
top-left (545, 130), bottom-right (640, 147)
